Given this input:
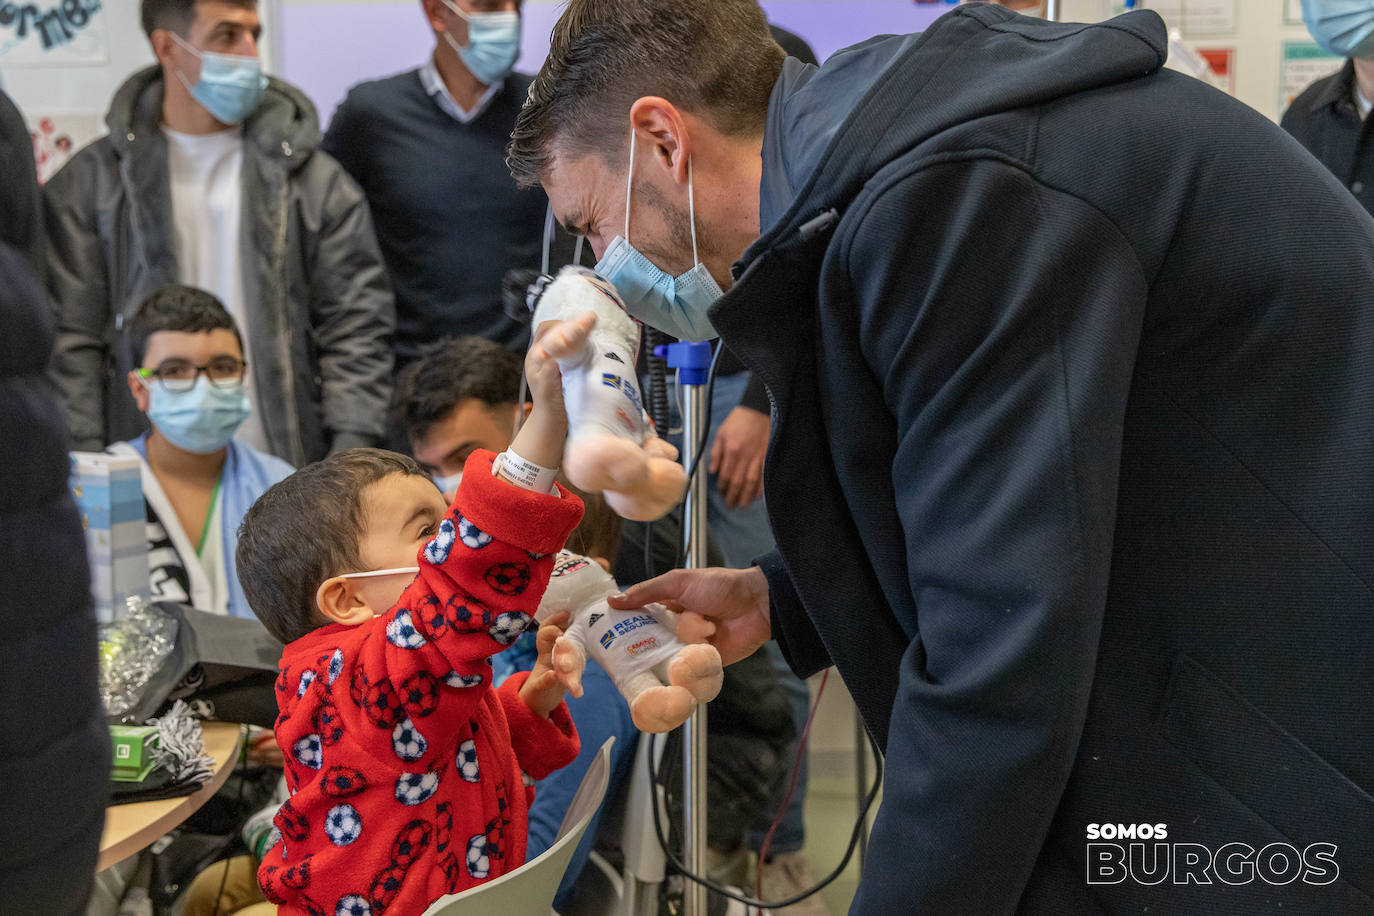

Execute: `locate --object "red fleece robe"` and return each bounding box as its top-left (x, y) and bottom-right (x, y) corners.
top-left (261, 450), bottom-right (584, 915)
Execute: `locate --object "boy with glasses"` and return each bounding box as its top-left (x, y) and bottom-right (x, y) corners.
top-left (107, 284), bottom-right (294, 618)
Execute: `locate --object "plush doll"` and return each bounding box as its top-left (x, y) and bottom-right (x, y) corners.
top-left (529, 265), bottom-right (687, 522)
top-left (536, 551), bottom-right (723, 733)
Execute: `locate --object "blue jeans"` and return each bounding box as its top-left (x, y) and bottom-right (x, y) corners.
top-left (522, 658), bottom-right (640, 908)
top-left (666, 370), bottom-right (810, 855)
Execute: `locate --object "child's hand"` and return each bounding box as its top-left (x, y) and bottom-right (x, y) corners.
top-left (511, 313), bottom-right (597, 471)
top-left (519, 610), bottom-right (575, 718)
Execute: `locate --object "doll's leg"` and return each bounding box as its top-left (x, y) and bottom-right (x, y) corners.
top-left (623, 668), bottom-right (696, 734)
top-left (666, 644), bottom-right (724, 704)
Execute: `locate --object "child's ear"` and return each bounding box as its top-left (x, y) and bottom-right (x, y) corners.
top-left (316, 576), bottom-right (376, 626)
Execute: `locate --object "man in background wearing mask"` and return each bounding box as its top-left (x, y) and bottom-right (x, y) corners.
top-left (108, 285), bottom-right (293, 618)
top-left (1283, 0), bottom-right (1374, 217)
top-left (322, 0), bottom-right (552, 374)
top-left (44, 0), bottom-right (396, 467)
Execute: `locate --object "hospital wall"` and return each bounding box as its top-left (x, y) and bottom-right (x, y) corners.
top-left (0, 1), bottom-right (1344, 176)
top-left (268, 0), bottom-right (1335, 130)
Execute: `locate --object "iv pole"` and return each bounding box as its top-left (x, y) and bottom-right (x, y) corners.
top-left (661, 341), bottom-right (713, 916)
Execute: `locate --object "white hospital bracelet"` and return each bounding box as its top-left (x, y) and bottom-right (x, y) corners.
top-left (493, 448), bottom-right (559, 494)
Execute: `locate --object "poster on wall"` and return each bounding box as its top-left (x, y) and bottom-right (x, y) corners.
top-left (1144, 0), bottom-right (1237, 37)
top-left (25, 111), bottom-right (102, 183)
top-left (1284, 0), bottom-right (1304, 27)
top-left (0, 0), bottom-right (109, 65)
top-left (1197, 48), bottom-right (1235, 95)
top-left (1280, 42), bottom-right (1344, 114)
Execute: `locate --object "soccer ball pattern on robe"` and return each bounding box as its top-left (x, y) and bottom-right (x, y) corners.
top-left (335, 894), bottom-right (371, 916)
top-left (263, 457), bottom-right (583, 912)
top-left (488, 610), bottom-right (530, 646)
top-left (394, 771), bottom-right (439, 806)
top-left (424, 517), bottom-right (457, 564)
top-left (457, 514), bottom-right (493, 549)
top-left (324, 804), bottom-right (362, 846)
top-left (391, 717), bottom-right (428, 761)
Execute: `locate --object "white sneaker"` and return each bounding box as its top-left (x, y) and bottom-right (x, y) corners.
top-left (756, 852), bottom-right (832, 916)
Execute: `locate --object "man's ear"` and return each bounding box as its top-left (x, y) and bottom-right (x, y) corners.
top-left (629, 96), bottom-right (691, 185)
top-left (316, 576), bottom-right (376, 626)
top-left (149, 28), bottom-right (178, 70)
top-left (128, 371), bottom-right (151, 412)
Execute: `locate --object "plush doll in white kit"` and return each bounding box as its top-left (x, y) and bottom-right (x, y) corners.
top-left (537, 551), bottom-right (723, 732)
top-left (529, 265), bottom-right (687, 522)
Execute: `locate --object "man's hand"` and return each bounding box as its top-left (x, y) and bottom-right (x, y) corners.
top-left (520, 610), bottom-right (573, 718)
top-left (608, 566), bottom-right (771, 665)
top-left (708, 406), bottom-right (769, 509)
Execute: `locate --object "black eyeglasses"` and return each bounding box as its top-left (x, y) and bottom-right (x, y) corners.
top-left (138, 357), bottom-right (247, 393)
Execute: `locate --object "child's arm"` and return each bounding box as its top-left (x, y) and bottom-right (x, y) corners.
top-left (339, 316), bottom-right (596, 771)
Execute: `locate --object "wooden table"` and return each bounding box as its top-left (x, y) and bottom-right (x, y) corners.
top-left (98, 721), bottom-right (245, 872)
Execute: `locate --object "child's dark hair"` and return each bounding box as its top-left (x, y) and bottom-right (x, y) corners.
top-left (563, 484), bottom-right (623, 573)
top-left (237, 448), bottom-right (428, 644)
top-left (395, 335), bottom-right (528, 445)
top-left (129, 285), bottom-right (243, 366)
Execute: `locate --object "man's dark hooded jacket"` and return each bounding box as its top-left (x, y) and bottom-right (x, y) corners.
top-left (712, 5), bottom-right (1374, 913)
top-left (43, 67), bottom-right (395, 465)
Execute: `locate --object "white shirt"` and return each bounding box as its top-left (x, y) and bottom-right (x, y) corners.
top-left (419, 55), bottom-right (502, 124)
top-left (162, 124), bottom-right (269, 453)
top-left (1356, 83), bottom-right (1373, 120)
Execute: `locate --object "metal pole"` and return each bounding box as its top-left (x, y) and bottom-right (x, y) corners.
top-left (1045, 0), bottom-right (1060, 21)
top-left (680, 375), bottom-right (710, 916)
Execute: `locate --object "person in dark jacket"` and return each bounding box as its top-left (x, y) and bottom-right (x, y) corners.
top-left (0, 89), bottom-right (43, 275)
top-left (44, 0), bottom-right (395, 467)
top-left (320, 0), bottom-right (545, 369)
top-left (1282, 0), bottom-right (1374, 216)
top-left (0, 242), bottom-right (110, 912)
top-left (509, 2), bottom-right (1374, 912)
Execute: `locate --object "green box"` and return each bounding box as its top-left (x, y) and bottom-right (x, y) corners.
top-left (110, 725), bottom-right (159, 782)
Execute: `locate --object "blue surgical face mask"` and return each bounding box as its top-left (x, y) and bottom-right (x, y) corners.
top-left (171, 32), bottom-right (268, 126)
top-left (594, 131), bottom-right (723, 342)
top-left (143, 375), bottom-right (251, 454)
top-left (1302, 0), bottom-right (1374, 58)
top-left (433, 470), bottom-right (463, 498)
top-left (441, 1), bottom-right (521, 85)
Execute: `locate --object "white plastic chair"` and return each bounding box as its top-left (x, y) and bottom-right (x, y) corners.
top-left (421, 737), bottom-right (615, 916)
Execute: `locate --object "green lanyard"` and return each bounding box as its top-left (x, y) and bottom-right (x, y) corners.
top-left (195, 476), bottom-right (223, 558)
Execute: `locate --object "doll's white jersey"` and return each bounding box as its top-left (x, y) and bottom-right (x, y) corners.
top-left (530, 266), bottom-right (653, 443)
top-left (534, 551), bottom-right (684, 690)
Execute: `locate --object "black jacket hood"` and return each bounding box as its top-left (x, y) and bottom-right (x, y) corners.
top-left (745, 3), bottom-right (1167, 272)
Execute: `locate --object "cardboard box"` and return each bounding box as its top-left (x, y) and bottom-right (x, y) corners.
top-left (70, 452), bottom-right (148, 623)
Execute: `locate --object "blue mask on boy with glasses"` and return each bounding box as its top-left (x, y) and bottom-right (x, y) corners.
top-left (137, 358), bottom-right (252, 454)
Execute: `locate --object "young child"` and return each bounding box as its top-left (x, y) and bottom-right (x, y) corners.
top-left (236, 315), bottom-right (597, 914)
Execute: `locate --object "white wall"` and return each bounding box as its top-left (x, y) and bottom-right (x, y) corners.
top-left (1061, 0), bottom-right (1343, 122)
top-left (2, 0), bottom-right (280, 179)
top-left (5, 0), bottom-right (1344, 176)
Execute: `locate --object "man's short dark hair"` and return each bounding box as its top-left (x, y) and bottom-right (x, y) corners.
top-left (507, 0), bottom-right (784, 189)
top-left (128, 284), bottom-right (243, 365)
top-left (141, 0), bottom-right (255, 39)
top-left (236, 448), bottom-right (427, 644)
top-left (395, 336), bottom-right (526, 446)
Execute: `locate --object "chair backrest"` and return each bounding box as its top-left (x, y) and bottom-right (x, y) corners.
top-left (420, 737), bottom-right (615, 916)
